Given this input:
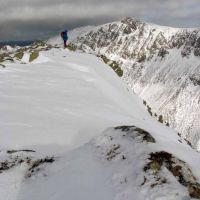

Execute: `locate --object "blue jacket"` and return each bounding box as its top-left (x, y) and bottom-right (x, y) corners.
top-left (61, 30), bottom-right (68, 41)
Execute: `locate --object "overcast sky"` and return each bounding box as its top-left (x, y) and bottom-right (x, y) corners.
top-left (0, 0), bottom-right (200, 41)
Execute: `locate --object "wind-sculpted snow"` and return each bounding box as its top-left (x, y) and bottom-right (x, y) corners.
top-left (73, 17), bottom-right (200, 149)
top-left (1, 46), bottom-right (200, 199)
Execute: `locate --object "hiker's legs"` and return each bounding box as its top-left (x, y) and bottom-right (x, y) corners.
top-left (64, 40), bottom-right (67, 48)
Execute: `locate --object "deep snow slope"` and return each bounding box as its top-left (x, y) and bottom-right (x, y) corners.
top-left (72, 17), bottom-right (200, 149)
top-left (0, 48), bottom-right (143, 154)
top-left (1, 47), bottom-right (200, 200)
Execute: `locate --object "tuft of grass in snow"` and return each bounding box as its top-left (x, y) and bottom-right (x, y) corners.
top-left (100, 55), bottom-right (123, 77)
top-left (7, 149), bottom-right (36, 154)
top-left (25, 156), bottom-right (55, 178)
top-left (0, 150), bottom-right (55, 179)
top-left (110, 60), bottom-right (123, 77)
top-left (0, 55), bottom-right (4, 63)
top-left (29, 51), bottom-right (39, 62)
top-left (189, 184), bottom-right (200, 199)
top-left (158, 115), bottom-right (164, 123)
top-left (143, 100), bottom-right (147, 106)
top-left (144, 151), bottom-right (200, 199)
top-left (149, 161), bottom-right (161, 174)
top-left (0, 63), bottom-right (6, 68)
top-left (0, 52), bottom-right (13, 67)
top-left (115, 125), bottom-right (156, 143)
top-left (67, 43), bottom-right (77, 51)
top-left (106, 144), bottom-right (121, 160)
top-left (15, 52), bottom-right (24, 60)
top-left (143, 100), bottom-right (170, 127)
top-left (147, 105), bottom-right (153, 116)
top-left (0, 52), bottom-right (13, 63)
top-left (28, 157), bottom-right (55, 171)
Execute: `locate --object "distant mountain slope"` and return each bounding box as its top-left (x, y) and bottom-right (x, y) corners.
top-left (72, 17), bottom-right (200, 149)
top-left (0, 40), bottom-right (34, 47)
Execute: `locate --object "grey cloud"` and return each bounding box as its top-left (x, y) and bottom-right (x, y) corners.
top-left (0, 0), bottom-right (199, 41)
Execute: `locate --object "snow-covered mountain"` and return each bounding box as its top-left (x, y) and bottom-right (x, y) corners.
top-left (1, 44), bottom-right (200, 199)
top-left (71, 17), bottom-right (200, 150)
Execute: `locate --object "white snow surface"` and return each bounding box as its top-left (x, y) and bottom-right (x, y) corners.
top-left (0, 48), bottom-right (200, 200)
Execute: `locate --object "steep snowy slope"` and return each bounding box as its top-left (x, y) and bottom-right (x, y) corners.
top-left (1, 47), bottom-right (200, 200)
top-left (0, 48), bottom-right (140, 154)
top-left (72, 17), bottom-right (200, 149)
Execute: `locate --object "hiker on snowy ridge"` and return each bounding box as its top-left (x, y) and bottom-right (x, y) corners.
top-left (61, 30), bottom-right (68, 48)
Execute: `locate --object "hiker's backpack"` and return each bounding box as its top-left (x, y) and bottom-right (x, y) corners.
top-left (61, 31), bottom-right (68, 41)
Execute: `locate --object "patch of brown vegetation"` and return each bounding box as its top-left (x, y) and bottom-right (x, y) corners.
top-left (0, 150), bottom-right (55, 178)
top-left (144, 151), bottom-right (200, 198)
top-left (115, 125), bottom-right (156, 143)
top-left (106, 144), bottom-right (120, 160)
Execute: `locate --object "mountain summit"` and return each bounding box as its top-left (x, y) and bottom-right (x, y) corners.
top-left (71, 17), bottom-right (200, 150)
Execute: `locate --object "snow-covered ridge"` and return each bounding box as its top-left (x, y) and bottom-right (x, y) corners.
top-left (1, 44), bottom-right (200, 199)
top-left (72, 17), bottom-right (200, 149)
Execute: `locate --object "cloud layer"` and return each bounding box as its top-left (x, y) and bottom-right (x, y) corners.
top-left (0, 0), bottom-right (199, 41)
